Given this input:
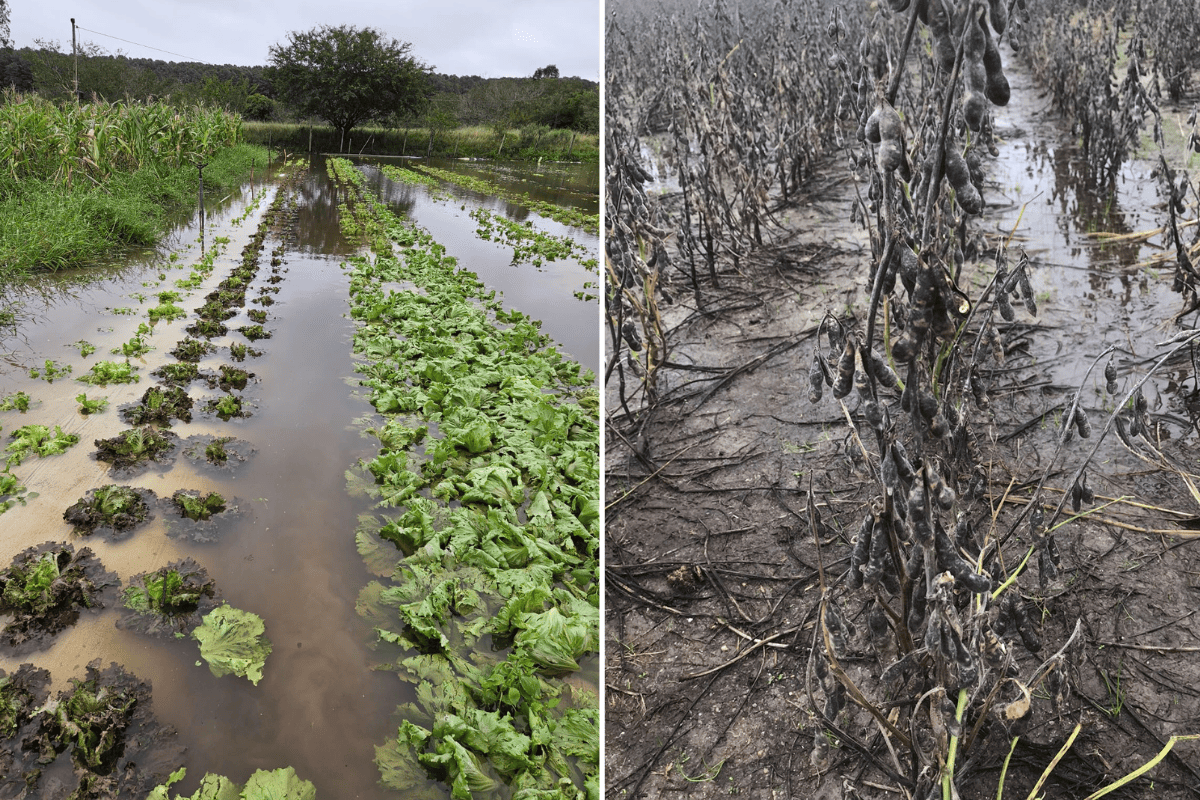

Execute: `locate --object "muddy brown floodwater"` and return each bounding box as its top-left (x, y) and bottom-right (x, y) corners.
top-left (606, 50), bottom-right (1200, 800)
top-left (1, 153), bottom-right (598, 797)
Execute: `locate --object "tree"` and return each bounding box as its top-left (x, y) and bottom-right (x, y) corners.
top-left (533, 64), bottom-right (560, 80)
top-left (0, 0), bottom-right (10, 49)
top-left (1, 51), bottom-right (33, 92)
top-left (267, 25), bottom-right (431, 142)
top-left (27, 39), bottom-right (134, 102)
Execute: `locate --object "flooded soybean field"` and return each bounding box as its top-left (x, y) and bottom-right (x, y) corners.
top-left (605, 0), bottom-right (1200, 798)
top-left (0, 154), bottom-right (598, 798)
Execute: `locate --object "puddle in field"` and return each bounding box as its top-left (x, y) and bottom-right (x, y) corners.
top-left (1, 153), bottom-right (598, 797)
top-left (982, 55), bottom-right (1195, 432)
top-left (363, 155), bottom-right (599, 212)
top-left (351, 156), bottom-right (600, 375)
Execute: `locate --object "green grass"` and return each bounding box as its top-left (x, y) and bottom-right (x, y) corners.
top-left (243, 121), bottom-right (598, 163)
top-left (0, 143), bottom-right (267, 281)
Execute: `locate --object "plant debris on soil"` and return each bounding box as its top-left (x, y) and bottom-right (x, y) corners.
top-left (151, 362), bottom-right (204, 386)
top-left (121, 385), bottom-right (194, 426)
top-left (0, 659), bottom-right (184, 798)
top-left (181, 435), bottom-right (254, 470)
top-left (94, 426), bottom-right (178, 471)
top-left (236, 324), bottom-right (270, 341)
top-left (186, 319), bottom-right (228, 339)
top-left (203, 394), bottom-right (250, 420)
top-left (208, 365), bottom-right (254, 392)
top-left (0, 543), bottom-right (117, 649)
top-left (228, 342), bottom-right (261, 362)
top-left (63, 484), bottom-right (156, 538)
top-left (170, 338), bottom-right (216, 362)
top-left (118, 558), bottom-right (219, 638)
top-left (169, 489), bottom-right (227, 522)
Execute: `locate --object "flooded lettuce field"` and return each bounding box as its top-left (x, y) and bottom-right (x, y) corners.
top-left (0, 154), bottom-right (598, 798)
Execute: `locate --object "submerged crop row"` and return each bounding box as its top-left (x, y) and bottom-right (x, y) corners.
top-left (327, 157), bottom-right (599, 800)
top-left (406, 162), bottom-right (600, 235)
top-left (0, 163), bottom-right (315, 797)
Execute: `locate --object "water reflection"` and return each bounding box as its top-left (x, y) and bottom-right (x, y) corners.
top-left (985, 53), bottom-right (1192, 442)
top-left (351, 158), bottom-right (601, 374)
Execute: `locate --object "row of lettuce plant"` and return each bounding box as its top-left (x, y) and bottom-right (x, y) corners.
top-left (374, 163), bottom-right (598, 299)
top-left (326, 157), bottom-right (600, 800)
top-left (467, 207), bottom-right (594, 269)
top-left (1, 170), bottom-right (313, 797)
top-left (404, 163), bottom-right (599, 235)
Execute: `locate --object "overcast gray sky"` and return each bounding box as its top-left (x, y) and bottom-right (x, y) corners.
top-left (8, 1), bottom-right (599, 79)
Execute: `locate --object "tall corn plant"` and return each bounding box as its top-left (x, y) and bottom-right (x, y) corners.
top-left (0, 90), bottom-right (241, 190)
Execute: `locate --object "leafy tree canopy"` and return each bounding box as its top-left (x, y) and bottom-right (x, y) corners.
top-left (266, 24), bottom-right (432, 139)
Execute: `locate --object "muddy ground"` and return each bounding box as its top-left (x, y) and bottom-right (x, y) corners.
top-left (604, 57), bottom-right (1200, 800)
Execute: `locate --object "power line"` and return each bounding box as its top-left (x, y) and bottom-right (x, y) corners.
top-left (73, 24), bottom-right (211, 64)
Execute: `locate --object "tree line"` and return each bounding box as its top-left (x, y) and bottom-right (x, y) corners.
top-left (0, 32), bottom-right (598, 135)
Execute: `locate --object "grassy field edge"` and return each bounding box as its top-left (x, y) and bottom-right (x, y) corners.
top-left (0, 142), bottom-right (268, 282)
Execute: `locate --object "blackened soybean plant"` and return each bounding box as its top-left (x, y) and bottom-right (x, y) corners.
top-left (805, 1), bottom-right (1097, 798)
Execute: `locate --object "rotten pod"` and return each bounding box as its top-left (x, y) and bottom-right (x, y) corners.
top-left (867, 603), bottom-right (890, 645)
top-left (908, 571), bottom-right (928, 630)
top-left (953, 626), bottom-right (979, 689)
top-left (908, 482), bottom-right (934, 546)
top-left (832, 336), bottom-right (857, 399)
top-left (1008, 595), bottom-right (1041, 653)
top-left (996, 287), bottom-right (1015, 321)
top-left (808, 353), bottom-right (826, 404)
top-left (1075, 470), bottom-right (1094, 513)
top-left (892, 328), bottom-right (922, 364)
top-left (926, 463), bottom-right (956, 509)
top-left (1105, 359), bottom-right (1118, 394)
top-left (1073, 405), bottom-right (1091, 438)
top-left (848, 512), bottom-right (873, 590)
top-left (980, 11), bottom-right (1010, 106)
top-left (823, 599), bottom-right (854, 656)
top-left (987, 0), bottom-right (1008, 32)
top-left (929, 411), bottom-right (951, 439)
top-left (862, 398), bottom-right (886, 431)
top-left (924, 608), bottom-right (945, 657)
top-left (934, 520), bottom-right (991, 594)
top-left (868, 349), bottom-right (901, 391)
top-left (944, 143), bottom-right (983, 214)
top-left (862, 513), bottom-right (892, 589)
top-left (892, 441), bottom-right (916, 483)
top-left (854, 366), bottom-right (872, 400)
top-left (927, 0), bottom-right (956, 73)
top-left (954, 513), bottom-right (975, 552)
top-left (918, 391), bottom-right (939, 423)
top-left (621, 320), bottom-right (642, 352)
top-left (969, 367), bottom-right (990, 409)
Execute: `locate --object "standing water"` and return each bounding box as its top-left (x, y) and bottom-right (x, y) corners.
top-left (0, 153), bottom-right (598, 797)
